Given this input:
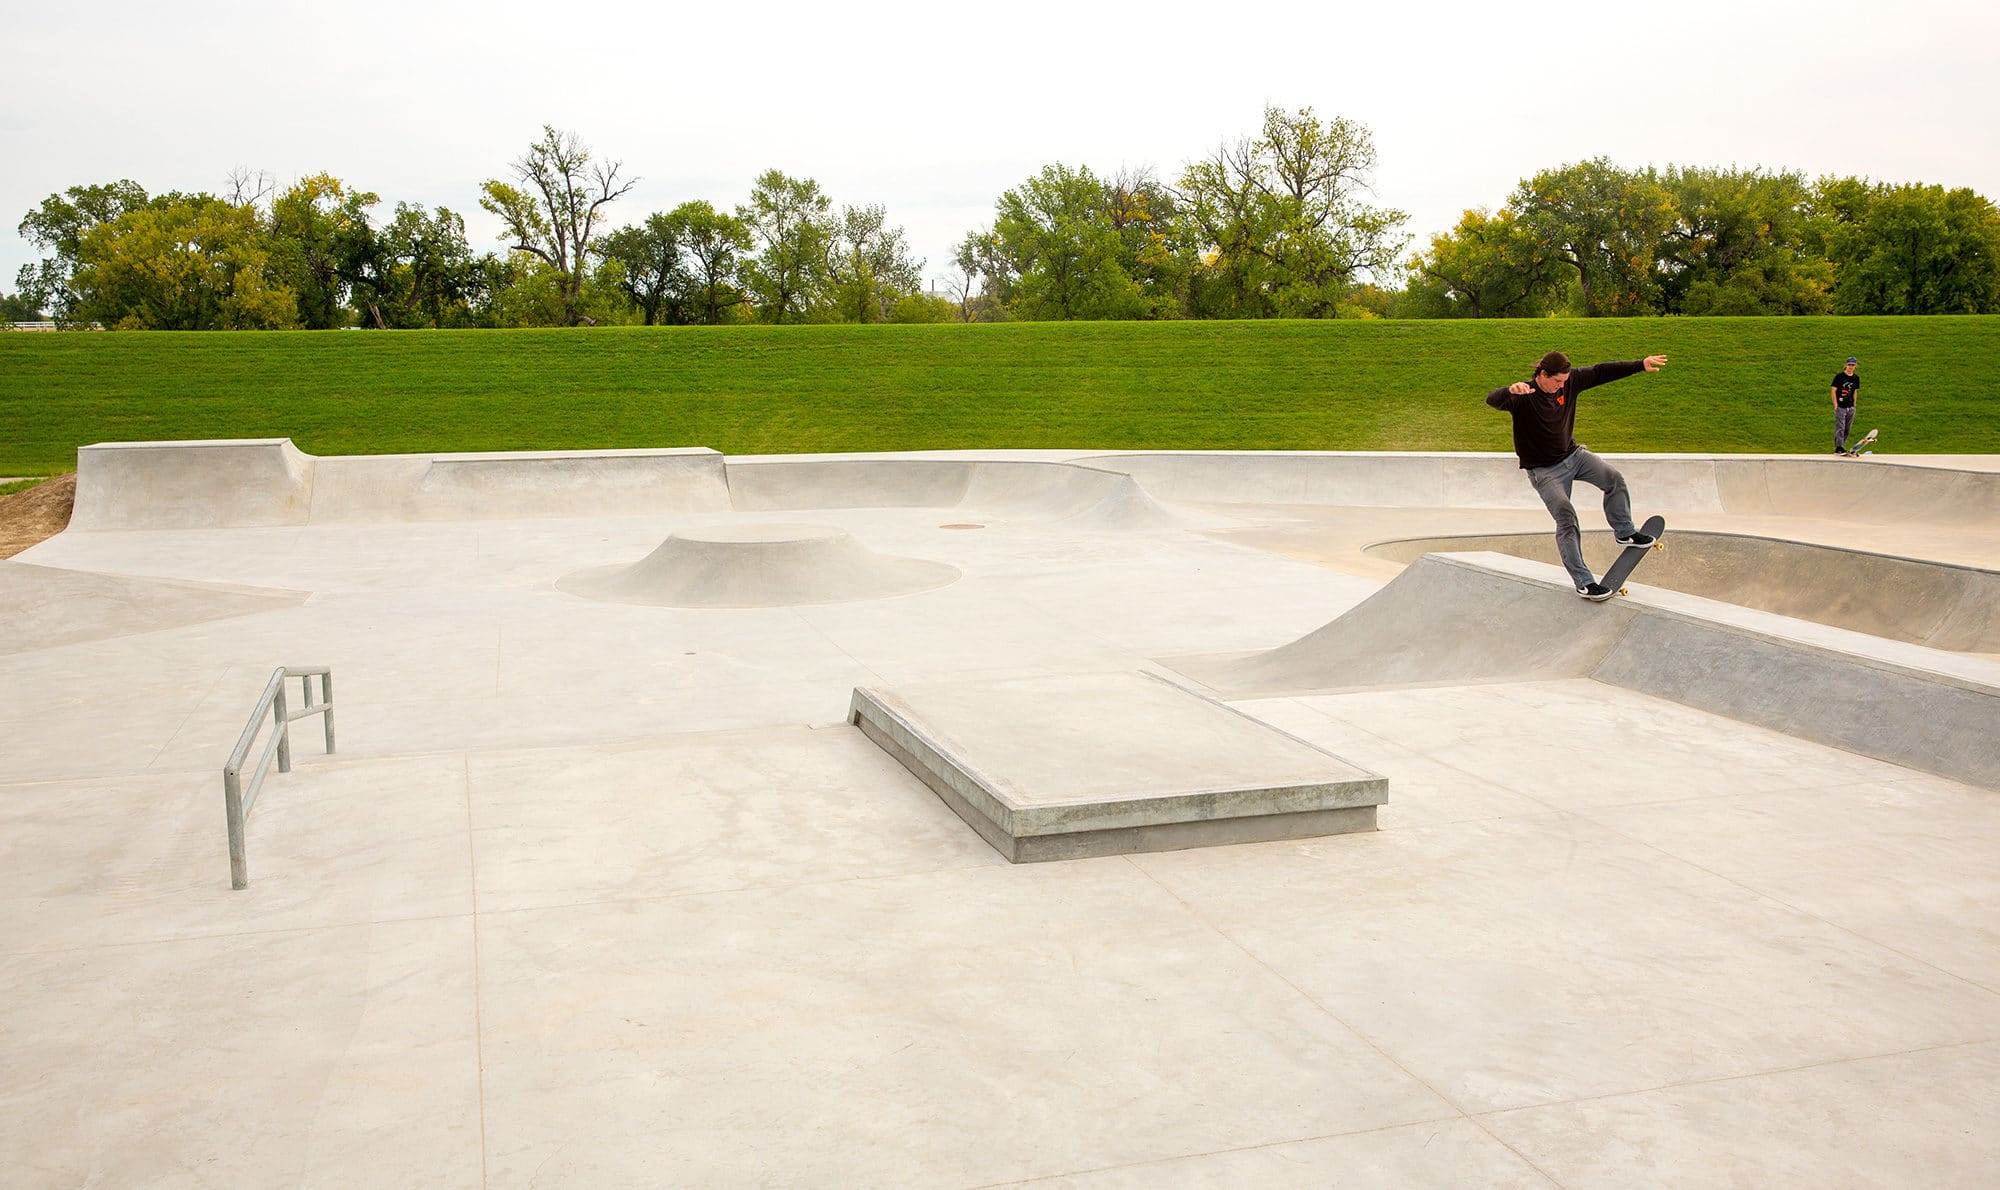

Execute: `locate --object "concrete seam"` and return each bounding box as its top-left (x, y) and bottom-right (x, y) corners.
top-left (1548, 772), bottom-right (1910, 815)
top-left (1469, 1035), bottom-right (2000, 1120)
top-left (3, 863), bottom-right (1023, 960)
top-left (1115, 855), bottom-right (1466, 1107)
top-left (463, 751), bottom-right (490, 1189)
top-left (1116, 853), bottom-right (1570, 1187)
top-left (142, 663), bottom-right (235, 772)
top-left (0, 908), bottom-right (481, 959)
top-left (1584, 813), bottom-right (2000, 1002)
top-left (1234, 691), bottom-right (1572, 820)
top-left (1391, 745), bottom-right (1570, 816)
top-left (451, 857), bottom-right (1010, 925)
top-left (957, 1111), bottom-right (1493, 1189)
top-left (787, 606), bottom-right (889, 689)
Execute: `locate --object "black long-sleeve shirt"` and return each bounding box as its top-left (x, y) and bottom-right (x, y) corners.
top-left (1485, 360), bottom-right (1647, 469)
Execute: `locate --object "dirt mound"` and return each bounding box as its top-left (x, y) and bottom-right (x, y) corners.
top-left (0, 474), bottom-right (76, 558)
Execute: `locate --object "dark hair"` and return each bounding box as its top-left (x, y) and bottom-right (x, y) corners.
top-left (1536, 351), bottom-right (1571, 375)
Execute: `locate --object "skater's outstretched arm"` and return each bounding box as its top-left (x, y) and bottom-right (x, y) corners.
top-left (1571, 356), bottom-right (1666, 392)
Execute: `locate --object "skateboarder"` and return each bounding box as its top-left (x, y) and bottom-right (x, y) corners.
top-left (1831, 356), bottom-right (1860, 453)
top-left (1486, 351), bottom-right (1669, 600)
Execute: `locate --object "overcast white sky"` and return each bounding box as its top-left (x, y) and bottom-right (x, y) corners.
top-left (4, 0), bottom-right (1996, 298)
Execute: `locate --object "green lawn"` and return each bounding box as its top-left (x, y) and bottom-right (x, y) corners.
top-left (1, 317), bottom-right (1994, 474)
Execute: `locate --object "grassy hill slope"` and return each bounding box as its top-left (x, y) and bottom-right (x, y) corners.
top-left (2, 317), bottom-right (1994, 473)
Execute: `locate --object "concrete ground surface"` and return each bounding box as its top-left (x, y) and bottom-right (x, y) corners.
top-left (3, 443), bottom-right (1999, 1188)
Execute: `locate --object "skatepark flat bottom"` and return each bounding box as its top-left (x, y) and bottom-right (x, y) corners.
top-left (6, 444), bottom-right (2000, 1186)
top-left (850, 673), bottom-right (1385, 861)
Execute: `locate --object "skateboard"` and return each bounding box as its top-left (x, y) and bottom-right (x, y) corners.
top-left (1841, 428), bottom-right (1878, 457)
top-left (1599, 514), bottom-right (1667, 597)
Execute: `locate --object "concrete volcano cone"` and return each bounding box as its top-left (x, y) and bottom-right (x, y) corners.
top-left (558, 523), bottom-right (960, 608)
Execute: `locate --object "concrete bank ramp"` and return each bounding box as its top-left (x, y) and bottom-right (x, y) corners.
top-left (0, 561), bottom-right (307, 654)
top-left (1172, 554), bottom-right (1636, 695)
top-left (1170, 552), bottom-right (2000, 790)
top-left (725, 457), bottom-right (1179, 529)
top-left (71, 439), bottom-right (318, 530)
top-left (1366, 531), bottom-right (2000, 654)
top-left (558, 523), bottom-right (960, 608)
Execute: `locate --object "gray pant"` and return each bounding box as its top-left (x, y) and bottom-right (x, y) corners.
top-left (1835, 406), bottom-right (1855, 451)
top-left (1528, 448), bottom-right (1636, 588)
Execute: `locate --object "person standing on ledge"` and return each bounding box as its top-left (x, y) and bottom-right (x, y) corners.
top-left (1831, 356), bottom-right (1861, 453)
top-left (1486, 350), bottom-right (1669, 601)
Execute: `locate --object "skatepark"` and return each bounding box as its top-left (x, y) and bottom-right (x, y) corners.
top-left (4, 439), bottom-right (1999, 1186)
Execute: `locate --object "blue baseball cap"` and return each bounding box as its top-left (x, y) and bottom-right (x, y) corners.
top-left (1845, 356), bottom-right (1858, 364)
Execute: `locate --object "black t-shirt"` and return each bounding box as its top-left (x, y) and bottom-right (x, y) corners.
top-left (1832, 373), bottom-right (1860, 407)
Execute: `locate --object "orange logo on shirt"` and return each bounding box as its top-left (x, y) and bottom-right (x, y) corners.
top-left (1556, 395), bottom-right (1565, 406)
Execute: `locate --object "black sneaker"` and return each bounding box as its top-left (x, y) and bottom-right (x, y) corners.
top-left (1576, 582), bottom-right (1614, 601)
top-left (1615, 531), bottom-right (1655, 548)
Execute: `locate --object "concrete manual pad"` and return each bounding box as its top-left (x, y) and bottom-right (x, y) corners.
top-left (850, 671), bottom-right (1386, 861)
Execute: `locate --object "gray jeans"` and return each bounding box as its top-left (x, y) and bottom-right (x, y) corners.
top-left (1835, 406), bottom-right (1855, 451)
top-left (1528, 448), bottom-right (1636, 588)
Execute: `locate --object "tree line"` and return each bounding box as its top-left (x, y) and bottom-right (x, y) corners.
top-left (1404, 160), bottom-right (2000, 318)
top-left (10, 112), bottom-right (1999, 329)
top-left (8, 127), bottom-right (940, 331)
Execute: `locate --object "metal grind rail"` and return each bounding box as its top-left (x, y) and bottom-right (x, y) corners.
top-left (224, 667), bottom-right (335, 889)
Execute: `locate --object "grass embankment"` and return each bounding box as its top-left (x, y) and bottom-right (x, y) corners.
top-left (1, 317), bottom-right (1994, 474)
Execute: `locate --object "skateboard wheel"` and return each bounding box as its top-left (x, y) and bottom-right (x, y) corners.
top-left (1617, 586), bottom-right (1629, 596)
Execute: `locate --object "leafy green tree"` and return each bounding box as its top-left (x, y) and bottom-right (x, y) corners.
top-left (739, 170), bottom-right (835, 323)
top-left (1510, 158), bottom-right (1677, 315)
top-left (1176, 136), bottom-right (1272, 318)
top-left (1336, 282), bottom-right (1403, 319)
top-left (268, 173), bottom-right (378, 328)
top-left (599, 213), bottom-right (693, 325)
top-left (886, 292), bottom-right (958, 323)
top-left (350, 203), bottom-right (489, 328)
top-left (72, 197), bottom-right (298, 329)
top-left (1816, 181), bottom-right (2000, 314)
top-left (16, 180), bottom-right (150, 324)
top-left (825, 204), bottom-right (923, 323)
top-left (1176, 107), bottom-right (1407, 318)
top-left (483, 254), bottom-right (574, 327)
top-left (1403, 207), bottom-right (1570, 317)
top-left (673, 201), bottom-right (753, 324)
top-left (1102, 166), bottom-right (1192, 317)
top-left (580, 258), bottom-right (645, 325)
top-left (950, 227), bottom-right (1012, 321)
top-left (1656, 167), bottom-right (1830, 315)
top-left (0, 290), bottom-right (44, 321)
top-left (993, 163), bottom-right (1142, 319)
top-left (480, 126), bottom-right (637, 326)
